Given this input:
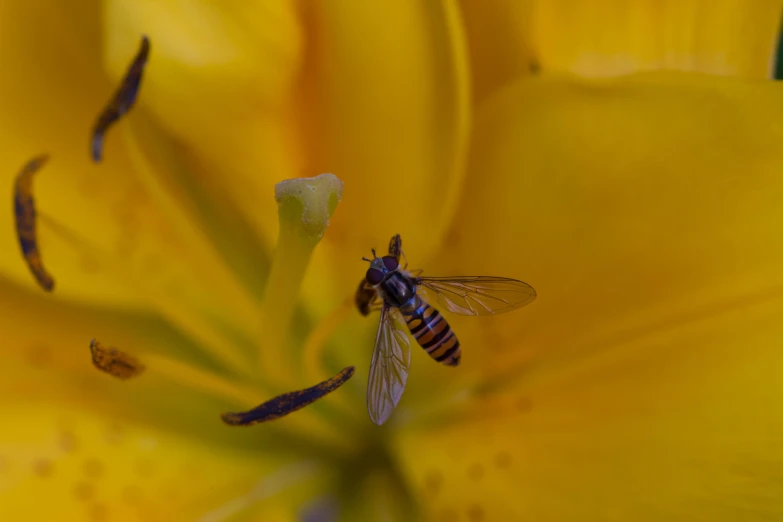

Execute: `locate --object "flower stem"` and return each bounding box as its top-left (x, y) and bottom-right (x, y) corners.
top-left (258, 174), bottom-right (343, 386)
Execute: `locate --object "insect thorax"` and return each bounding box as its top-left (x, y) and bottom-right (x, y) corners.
top-left (380, 271), bottom-right (417, 308)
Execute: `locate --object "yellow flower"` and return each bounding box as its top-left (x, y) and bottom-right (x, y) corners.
top-left (2, 1), bottom-right (783, 521)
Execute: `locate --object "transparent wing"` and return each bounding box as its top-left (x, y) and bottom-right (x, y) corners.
top-left (417, 276), bottom-right (536, 316)
top-left (367, 304), bottom-right (412, 425)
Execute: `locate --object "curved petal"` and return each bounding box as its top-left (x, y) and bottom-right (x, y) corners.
top-left (124, 111), bottom-right (272, 301)
top-left (298, 0), bottom-right (471, 312)
top-left (431, 73), bottom-right (783, 373)
top-left (102, 0), bottom-right (304, 249)
top-left (0, 1), bottom-right (144, 304)
top-left (394, 295), bottom-right (783, 520)
top-left (459, 0), bottom-right (538, 103)
top-left (461, 0), bottom-right (783, 103)
top-left (0, 404), bottom-right (276, 521)
top-left (390, 72), bottom-right (783, 519)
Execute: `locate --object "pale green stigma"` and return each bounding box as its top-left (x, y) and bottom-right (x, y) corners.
top-left (275, 173), bottom-right (344, 244)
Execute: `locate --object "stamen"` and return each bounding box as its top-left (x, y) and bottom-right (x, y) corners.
top-left (258, 173), bottom-right (343, 384)
top-left (13, 154), bottom-right (55, 292)
top-left (221, 366), bottom-right (355, 426)
top-left (92, 35), bottom-right (150, 162)
top-left (89, 339), bottom-right (145, 380)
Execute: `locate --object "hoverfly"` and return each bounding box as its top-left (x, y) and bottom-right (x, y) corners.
top-left (356, 234), bottom-right (536, 425)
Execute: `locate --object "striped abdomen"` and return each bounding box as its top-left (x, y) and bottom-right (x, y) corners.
top-left (400, 295), bottom-right (461, 366)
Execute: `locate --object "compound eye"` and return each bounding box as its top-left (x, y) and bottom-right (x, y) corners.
top-left (382, 256), bottom-right (399, 271)
top-left (366, 268), bottom-right (384, 285)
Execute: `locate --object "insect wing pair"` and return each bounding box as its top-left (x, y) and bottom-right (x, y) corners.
top-left (358, 235), bottom-right (536, 425)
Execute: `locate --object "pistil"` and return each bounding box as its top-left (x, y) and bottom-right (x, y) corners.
top-left (258, 173), bottom-right (343, 387)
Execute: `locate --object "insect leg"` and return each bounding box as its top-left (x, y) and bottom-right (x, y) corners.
top-left (401, 249), bottom-right (409, 269)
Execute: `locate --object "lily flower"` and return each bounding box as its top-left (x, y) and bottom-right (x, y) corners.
top-left (2, 1), bottom-right (783, 520)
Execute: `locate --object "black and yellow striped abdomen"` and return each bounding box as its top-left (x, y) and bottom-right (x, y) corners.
top-left (400, 295), bottom-right (461, 366)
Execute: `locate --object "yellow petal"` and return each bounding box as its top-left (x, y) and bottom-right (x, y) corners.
top-left (0, 404), bottom-right (276, 521)
top-left (392, 73), bottom-right (783, 519)
top-left (12, 0), bottom-right (274, 370)
top-left (0, 276), bottom-right (233, 444)
top-left (431, 73), bottom-right (783, 375)
top-left (461, 0), bottom-right (783, 103)
top-left (298, 0), bottom-right (471, 315)
top-left (0, 277), bottom-right (332, 520)
top-left (395, 295), bottom-right (783, 520)
top-left (0, 1), bottom-right (145, 304)
top-left (0, 2), bottom-right (261, 368)
top-left (123, 112), bottom-right (273, 300)
top-left (460, 0), bottom-right (538, 103)
top-left (117, 115), bottom-right (267, 376)
top-left (102, 0), bottom-right (303, 248)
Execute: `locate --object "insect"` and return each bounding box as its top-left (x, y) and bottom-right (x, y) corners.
top-left (14, 154), bottom-right (55, 292)
top-left (91, 35), bottom-right (150, 162)
top-left (89, 339), bottom-right (145, 380)
top-left (221, 366), bottom-right (355, 426)
top-left (357, 234), bottom-right (536, 425)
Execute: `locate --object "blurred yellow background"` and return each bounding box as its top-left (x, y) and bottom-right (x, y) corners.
top-left (1, 1), bottom-right (783, 520)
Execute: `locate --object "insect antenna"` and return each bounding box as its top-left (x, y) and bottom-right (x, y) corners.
top-left (361, 248), bottom-right (378, 263)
